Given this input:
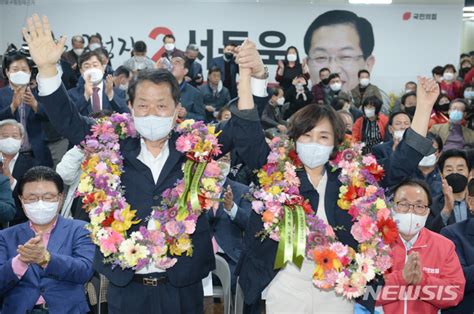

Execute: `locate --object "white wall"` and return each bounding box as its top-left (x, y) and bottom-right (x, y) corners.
top-left (462, 20), bottom-right (474, 53)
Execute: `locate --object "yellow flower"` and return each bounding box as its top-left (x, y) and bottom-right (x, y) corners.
top-left (375, 198), bottom-right (386, 210)
top-left (94, 191), bottom-right (107, 202)
top-left (154, 220), bottom-right (161, 230)
top-left (119, 239), bottom-right (149, 267)
top-left (272, 172), bottom-right (283, 182)
top-left (207, 124), bottom-right (216, 135)
top-left (78, 176), bottom-right (93, 193)
top-left (90, 212), bottom-right (106, 226)
top-left (180, 119), bottom-right (195, 129)
top-left (111, 206), bottom-right (140, 234)
top-left (87, 155), bottom-right (100, 171)
top-left (337, 199), bottom-right (351, 210)
top-left (176, 209), bottom-right (189, 222)
top-left (202, 178), bottom-right (217, 192)
top-left (313, 265), bottom-right (325, 281)
top-left (170, 237), bottom-right (193, 256)
top-left (268, 186), bottom-right (281, 196)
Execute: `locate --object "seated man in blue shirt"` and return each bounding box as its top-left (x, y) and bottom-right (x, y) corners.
top-left (0, 166), bottom-right (95, 313)
top-left (427, 149), bottom-right (473, 233)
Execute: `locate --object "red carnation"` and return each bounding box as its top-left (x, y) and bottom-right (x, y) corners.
top-left (302, 200), bottom-right (314, 214)
top-left (101, 212), bottom-right (115, 227)
top-left (343, 185), bottom-right (358, 201)
top-left (366, 163), bottom-right (385, 181)
top-left (377, 218), bottom-right (399, 244)
top-left (288, 149), bottom-right (303, 168)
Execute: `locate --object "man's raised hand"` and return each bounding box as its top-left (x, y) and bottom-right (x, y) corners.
top-left (22, 14), bottom-right (66, 77)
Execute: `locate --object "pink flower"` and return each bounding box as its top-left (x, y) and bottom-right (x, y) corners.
top-left (183, 220), bottom-right (196, 234)
top-left (176, 133), bottom-right (195, 152)
top-left (376, 207), bottom-right (390, 221)
top-left (204, 161), bottom-right (221, 177)
top-left (165, 221), bottom-right (181, 237)
top-left (362, 155), bottom-right (377, 166)
top-left (351, 215), bottom-right (376, 242)
top-left (252, 200), bottom-right (264, 213)
top-left (375, 254), bottom-right (392, 272)
top-left (267, 151), bottom-right (279, 164)
top-left (100, 231), bottom-right (124, 255)
top-left (330, 242), bottom-right (348, 258)
top-left (365, 185), bottom-right (378, 197)
top-left (155, 257), bottom-right (177, 269)
top-left (326, 225), bottom-right (336, 238)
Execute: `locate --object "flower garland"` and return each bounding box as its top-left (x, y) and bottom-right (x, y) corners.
top-left (251, 137), bottom-right (398, 299)
top-left (77, 115), bottom-right (224, 270)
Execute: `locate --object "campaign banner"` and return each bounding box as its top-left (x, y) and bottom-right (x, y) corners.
top-left (0, 1), bottom-right (463, 94)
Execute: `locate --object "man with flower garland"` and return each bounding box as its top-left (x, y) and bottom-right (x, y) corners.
top-left (23, 14), bottom-right (268, 314)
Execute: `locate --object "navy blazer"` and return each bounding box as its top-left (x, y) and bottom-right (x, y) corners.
top-left (199, 83), bottom-right (231, 122)
top-left (187, 60), bottom-right (203, 87)
top-left (10, 153), bottom-right (40, 226)
top-left (0, 86), bottom-right (53, 167)
top-left (180, 82), bottom-right (205, 121)
top-left (372, 141), bottom-right (393, 167)
top-left (38, 83), bottom-right (266, 289)
top-left (67, 80), bottom-right (129, 116)
top-left (0, 175), bottom-right (15, 225)
top-left (441, 219), bottom-right (474, 314)
top-left (207, 179), bottom-right (251, 264)
top-left (0, 216), bottom-right (95, 314)
top-left (210, 56), bottom-right (239, 98)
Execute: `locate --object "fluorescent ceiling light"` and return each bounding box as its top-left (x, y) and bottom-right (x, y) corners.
top-left (349, 0), bottom-right (392, 4)
top-left (464, 13), bottom-right (474, 17)
top-left (463, 6), bottom-right (474, 11)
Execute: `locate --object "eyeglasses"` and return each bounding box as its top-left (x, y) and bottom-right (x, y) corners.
top-left (395, 202), bottom-right (429, 214)
top-left (21, 193), bottom-right (60, 204)
top-left (308, 54), bottom-right (365, 66)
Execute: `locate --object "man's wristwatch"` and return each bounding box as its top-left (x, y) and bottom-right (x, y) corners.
top-left (253, 66), bottom-right (269, 80)
top-left (40, 250), bottom-right (51, 268)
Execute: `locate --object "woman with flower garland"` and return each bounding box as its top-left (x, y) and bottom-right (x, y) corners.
top-left (236, 75), bottom-right (441, 313)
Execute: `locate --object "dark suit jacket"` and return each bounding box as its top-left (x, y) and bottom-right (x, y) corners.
top-left (0, 175), bottom-right (15, 226)
top-left (207, 179), bottom-right (251, 264)
top-left (441, 219), bottom-right (474, 314)
top-left (210, 56), bottom-right (239, 98)
top-left (199, 83), bottom-right (231, 123)
top-left (38, 83), bottom-right (266, 289)
top-left (187, 60), bottom-right (203, 87)
top-left (427, 195), bottom-right (474, 233)
top-left (372, 141), bottom-right (393, 168)
top-left (180, 81), bottom-right (205, 121)
top-left (67, 81), bottom-right (129, 116)
top-left (10, 153), bottom-right (40, 226)
top-left (0, 86), bottom-right (53, 167)
top-left (0, 216), bottom-right (95, 314)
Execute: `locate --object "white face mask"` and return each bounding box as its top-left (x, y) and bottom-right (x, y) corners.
top-left (134, 56), bottom-right (146, 63)
top-left (405, 89), bottom-right (414, 94)
top-left (73, 48), bottom-right (84, 56)
top-left (165, 43), bottom-right (175, 51)
top-left (464, 90), bottom-right (474, 99)
top-left (83, 68), bottom-right (104, 85)
top-left (89, 43), bottom-right (101, 51)
top-left (296, 142), bottom-right (334, 169)
top-left (133, 112), bottom-right (175, 142)
top-left (392, 211), bottom-right (428, 238)
top-left (119, 84), bottom-right (129, 91)
top-left (276, 97), bottom-right (285, 106)
top-left (287, 54), bottom-right (297, 62)
top-left (393, 129), bottom-right (405, 140)
top-left (443, 72), bottom-right (454, 81)
top-left (24, 200), bottom-right (59, 225)
top-left (359, 78), bottom-right (370, 87)
top-left (364, 108), bottom-right (376, 118)
top-left (9, 71), bottom-right (31, 86)
top-left (418, 153), bottom-right (437, 167)
top-left (0, 137), bottom-right (21, 155)
top-left (329, 82), bottom-right (342, 92)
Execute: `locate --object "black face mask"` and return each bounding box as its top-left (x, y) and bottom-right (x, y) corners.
top-left (321, 78), bottom-right (330, 85)
top-left (224, 53), bottom-right (234, 61)
top-left (435, 103), bottom-right (450, 113)
top-left (445, 173), bottom-right (468, 193)
top-left (404, 106), bottom-right (416, 117)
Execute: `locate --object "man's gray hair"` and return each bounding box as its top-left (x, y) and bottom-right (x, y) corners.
top-left (0, 119), bottom-right (25, 137)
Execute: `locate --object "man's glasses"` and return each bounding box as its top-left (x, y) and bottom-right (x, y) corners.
top-left (308, 54), bottom-right (365, 66)
top-left (21, 193), bottom-right (60, 204)
top-left (395, 202), bottom-right (429, 215)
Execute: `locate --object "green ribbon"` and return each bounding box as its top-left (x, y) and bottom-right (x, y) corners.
top-left (292, 206), bottom-right (306, 269)
top-left (189, 162), bottom-right (207, 212)
top-left (177, 160), bottom-right (194, 218)
top-left (273, 205), bottom-right (306, 270)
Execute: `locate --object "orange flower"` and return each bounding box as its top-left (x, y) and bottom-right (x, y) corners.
top-left (313, 248), bottom-right (342, 272)
top-left (343, 185), bottom-right (358, 201)
top-left (262, 210), bottom-right (275, 223)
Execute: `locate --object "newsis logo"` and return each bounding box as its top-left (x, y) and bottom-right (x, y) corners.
top-left (362, 285), bottom-right (459, 301)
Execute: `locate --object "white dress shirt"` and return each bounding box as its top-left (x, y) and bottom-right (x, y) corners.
top-left (308, 171), bottom-right (329, 224)
top-left (6, 153), bottom-right (19, 190)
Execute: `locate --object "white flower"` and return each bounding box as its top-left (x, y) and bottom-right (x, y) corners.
top-left (355, 253), bottom-right (376, 282)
